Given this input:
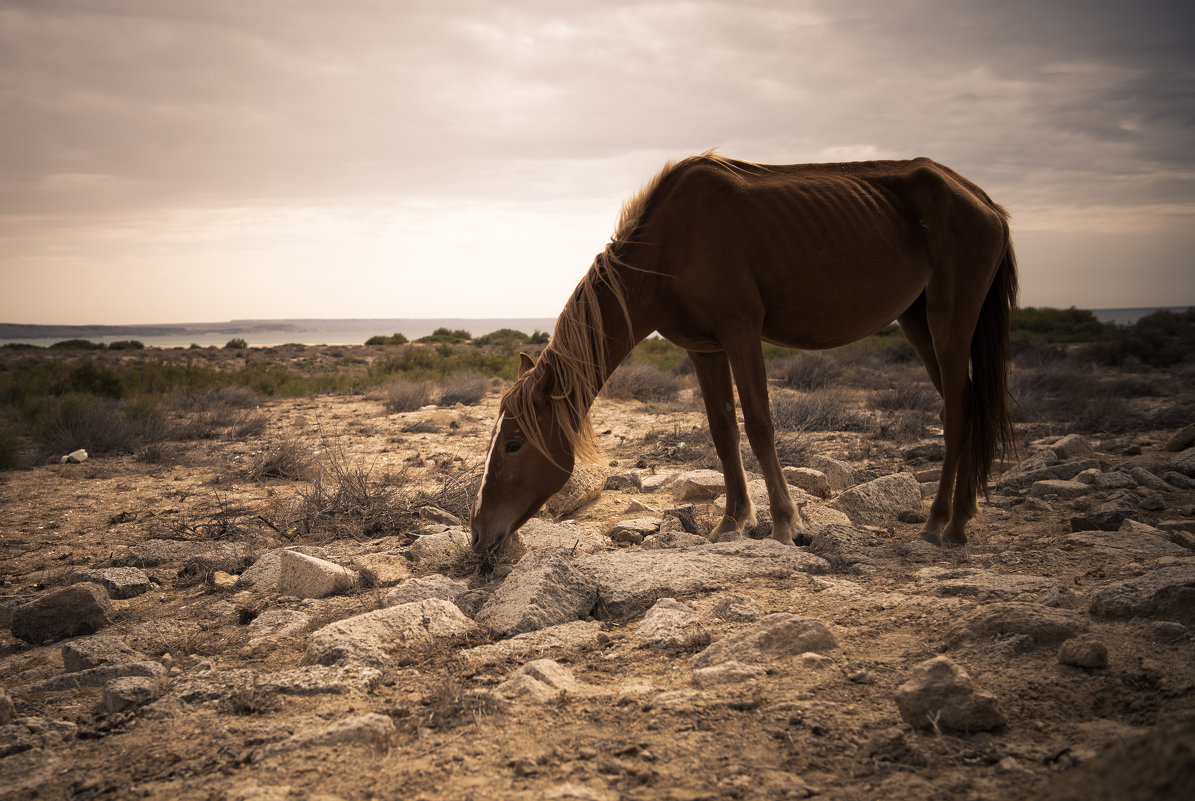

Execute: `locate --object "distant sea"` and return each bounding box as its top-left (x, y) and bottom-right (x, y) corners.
top-left (0, 307), bottom-right (1189, 348)
top-left (0, 318), bottom-right (558, 349)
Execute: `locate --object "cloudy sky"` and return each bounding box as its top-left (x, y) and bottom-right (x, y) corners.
top-left (1, 0), bottom-right (1192, 324)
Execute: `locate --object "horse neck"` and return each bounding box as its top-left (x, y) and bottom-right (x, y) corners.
top-left (545, 255), bottom-right (654, 410)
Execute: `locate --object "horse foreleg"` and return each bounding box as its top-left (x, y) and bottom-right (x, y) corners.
top-left (689, 350), bottom-right (755, 537)
top-left (725, 340), bottom-right (806, 546)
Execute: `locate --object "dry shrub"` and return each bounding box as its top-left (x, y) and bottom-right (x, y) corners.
top-left (870, 381), bottom-right (939, 413)
top-left (385, 379), bottom-right (437, 413)
top-left (770, 353), bottom-right (842, 391)
top-left (242, 439), bottom-right (316, 481)
top-left (874, 410), bottom-right (934, 444)
top-left (35, 394), bottom-right (169, 459)
top-left (439, 373), bottom-right (489, 407)
top-left (604, 364), bottom-right (681, 403)
top-left (771, 389), bottom-right (871, 433)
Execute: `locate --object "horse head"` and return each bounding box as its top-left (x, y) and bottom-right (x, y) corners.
top-left (470, 352), bottom-right (577, 564)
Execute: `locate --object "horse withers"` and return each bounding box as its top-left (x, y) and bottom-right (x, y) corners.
top-left (470, 155), bottom-right (1017, 564)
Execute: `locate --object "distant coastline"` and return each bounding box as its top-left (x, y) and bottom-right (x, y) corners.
top-left (0, 307), bottom-right (1189, 348)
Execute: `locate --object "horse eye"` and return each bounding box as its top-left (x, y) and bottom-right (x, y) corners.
top-left (504, 441), bottom-right (522, 454)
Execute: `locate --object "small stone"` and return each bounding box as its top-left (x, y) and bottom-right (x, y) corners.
top-left (1050, 434), bottom-right (1095, 460)
top-left (903, 440), bottom-right (944, 462)
top-left (782, 467), bottom-right (831, 498)
top-left (691, 614), bottom-right (836, 668)
top-left (712, 594), bottom-right (765, 622)
top-left (895, 655), bottom-right (1004, 732)
top-left (383, 574), bottom-right (469, 607)
top-left (211, 571), bottom-right (237, 590)
top-left (1029, 479), bottom-right (1092, 499)
top-left (1058, 638), bottom-right (1109, 669)
top-left (277, 551), bottom-right (357, 599)
top-left (10, 583), bottom-right (115, 645)
top-left (406, 527), bottom-right (470, 563)
top-left (103, 676), bottom-right (160, 713)
top-left (609, 517), bottom-right (659, 544)
top-left (61, 448), bottom-right (88, 464)
top-left (672, 469), bottom-right (727, 501)
top-left (808, 455), bottom-right (855, 492)
top-left (636, 598), bottom-right (708, 649)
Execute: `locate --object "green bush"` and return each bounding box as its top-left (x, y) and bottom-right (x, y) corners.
top-left (50, 339), bottom-right (104, 349)
top-left (225, 338), bottom-right (249, 350)
top-left (365, 333), bottom-right (408, 346)
top-left (107, 340), bottom-right (145, 350)
top-left (416, 327), bottom-right (471, 344)
top-left (473, 329), bottom-right (528, 348)
top-left (1013, 307), bottom-right (1110, 342)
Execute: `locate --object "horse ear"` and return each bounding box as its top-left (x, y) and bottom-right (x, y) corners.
top-left (518, 352), bottom-right (535, 378)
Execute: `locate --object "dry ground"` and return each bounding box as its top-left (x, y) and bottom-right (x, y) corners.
top-left (1, 345), bottom-right (1193, 801)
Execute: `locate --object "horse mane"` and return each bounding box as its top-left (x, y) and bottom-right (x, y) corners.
top-left (501, 155), bottom-right (718, 469)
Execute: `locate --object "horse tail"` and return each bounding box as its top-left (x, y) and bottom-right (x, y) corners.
top-left (969, 225), bottom-right (1019, 496)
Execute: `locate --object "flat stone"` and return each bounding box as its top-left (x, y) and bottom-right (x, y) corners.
top-left (691, 614), bottom-right (836, 668)
top-left (1064, 529), bottom-right (1189, 562)
top-left (640, 473), bottom-right (674, 493)
top-left (278, 551), bottom-right (358, 598)
top-left (903, 440), bottom-right (945, 462)
top-left (476, 548), bottom-right (598, 637)
top-left (913, 567), bottom-right (1067, 602)
top-left (383, 574), bottom-right (469, 607)
top-left (515, 519), bottom-right (606, 554)
top-left (497, 658), bottom-right (583, 700)
top-left (574, 539), bottom-right (829, 616)
top-left (459, 620), bottom-right (605, 666)
top-left (641, 529), bottom-right (711, 549)
top-left (350, 553), bottom-right (411, 587)
top-left (62, 635), bottom-right (145, 672)
top-left (692, 660), bottom-right (767, 688)
top-left (953, 602), bottom-right (1088, 646)
top-left (103, 676), bottom-right (159, 713)
top-left (173, 664), bottom-right (381, 703)
top-left (610, 517), bottom-right (660, 542)
top-left (302, 598), bottom-right (476, 668)
top-left (259, 713), bottom-right (395, 758)
top-left (801, 504), bottom-right (854, 532)
top-left (895, 655), bottom-right (1004, 732)
top-left (119, 539), bottom-right (248, 569)
top-left (31, 661), bottom-right (166, 692)
top-left (247, 609), bottom-right (311, 645)
top-left (636, 598), bottom-right (708, 649)
top-left (68, 567), bottom-right (152, 600)
top-left (1089, 565), bottom-right (1195, 624)
top-left (807, 524), bottom-right (884, 571)
top-left (998, 457), bottom-right (1106, 491)
top-left (10, 583), bottom-right (114, 645)
top-left (1029, 479), bottom-right (1093, 499)
top-left (827, 473), bottom-right (922, 527)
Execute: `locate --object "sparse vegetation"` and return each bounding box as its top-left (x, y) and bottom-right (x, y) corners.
top-left (366, 332), bottom-right (409, 346)
top-left (384, 379), bottom-right (437, 413)
top-left (438, 372), bottom-right (489, 406)
top-left (603, 363), bottom-right (681, 403)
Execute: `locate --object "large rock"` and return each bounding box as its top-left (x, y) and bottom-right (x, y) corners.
top-left (895, 656), bottom-right (1004, 732)
top-left (574, 539), bottom-right (829, 616)
top-left (690, 613), bottom-right (836, 668)
top-left (277, 551), bottom-right (358, 598)
top-left (406, 527), bottom-right (470, 563)
top-left (476, 548), bottom-right (598, 637)
top-left (1089, 565), bottom-right (1195, 624)
top-left (808, 455), bottom-right (855, 492)
top-left (782, 467), bottom-right (831, 498)
top-left (10, 583), bottom-right (115, 645)
top-left (302, 599), bottom-right (476, 668)
top-left (827, 473), bottom-right (922, 526)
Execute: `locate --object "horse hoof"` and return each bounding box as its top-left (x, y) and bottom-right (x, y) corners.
top-left (943, 534), bottom-right (968, 547)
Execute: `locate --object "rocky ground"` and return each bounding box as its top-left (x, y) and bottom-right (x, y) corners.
top-left (1, 353), bottom-right (1194, 801)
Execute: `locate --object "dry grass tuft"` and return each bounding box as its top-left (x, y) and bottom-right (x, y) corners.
top-left (384, 380), bottom-right (437, 413)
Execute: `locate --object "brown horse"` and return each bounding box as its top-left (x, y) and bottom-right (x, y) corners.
top-left (470, 154), bottom-right (1017, 561)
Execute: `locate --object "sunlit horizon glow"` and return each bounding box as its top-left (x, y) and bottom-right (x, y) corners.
top-left (2, 1), bottom-right (1192, 325)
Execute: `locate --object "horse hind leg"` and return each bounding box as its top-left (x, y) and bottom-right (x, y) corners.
top-left (897, 297), bottom-right (953, 543)
top-left (689, 350), bottom-right (755, 537)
